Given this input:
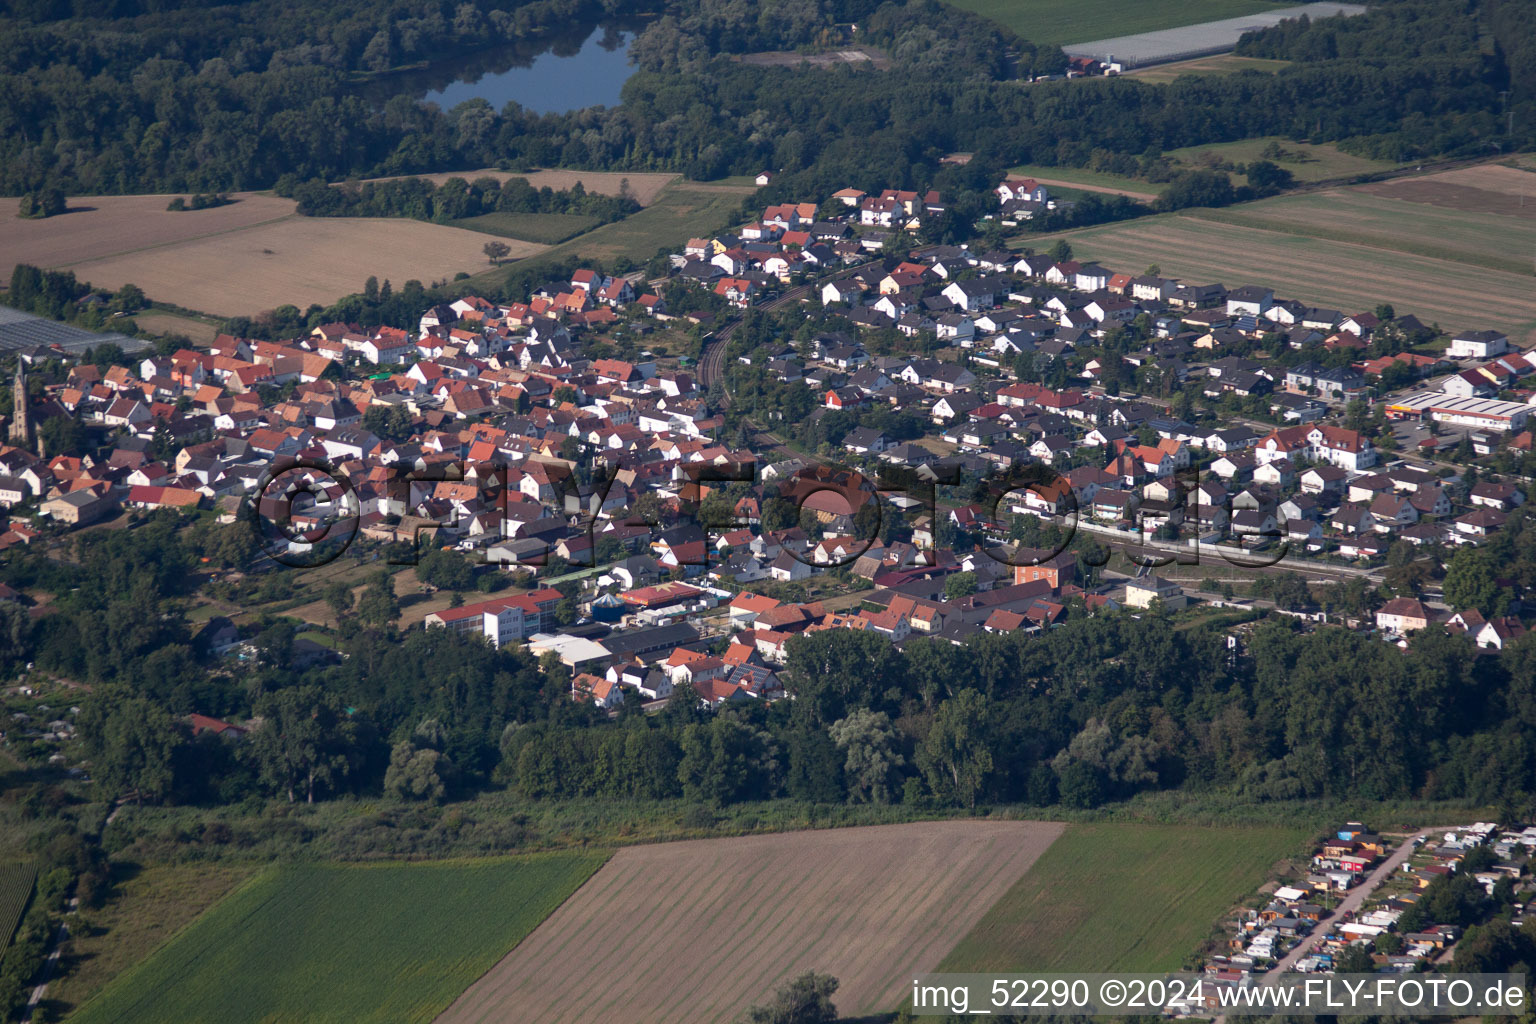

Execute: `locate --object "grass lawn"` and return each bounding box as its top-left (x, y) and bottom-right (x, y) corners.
top-left (940, 823), bottom-right (1309, 972)
top-left (1162, 137), bottom-right (1405, 184)
top-left (943, 0), bottom-right (1291, 46)
top-left (1127, 54), bottom-right (1290, 83)
top-left (69, 853), bottom-right (608, 1024)
top-left (51, 863), bottom-right (255, 1015)
top-left (451, 211), bottom-right (601, 245)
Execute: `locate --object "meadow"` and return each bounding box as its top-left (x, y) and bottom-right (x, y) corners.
top-left (451, 211), bottom-right (601, 245)
top-left (940, 823), bottom-right (1309, 973)
top-left (1126, 53), bottom-right (1290, 83)
top-left (1161, 137), bottom-right (1405, 183)
top-left (464, 182), bottom-right (751, 290)
top-left (49, 863), bottom-right (253, 1014)
top-left (68, 853), bottom-right (607, 1024)
top-left (941, 0), bottom-right (1290, 45)
top-left (436, 820), bottom-right (1065, 1024)
top-left (0, 862), bottom-right (35, 952)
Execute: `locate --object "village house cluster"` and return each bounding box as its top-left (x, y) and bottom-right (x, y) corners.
top-left (2, 177), bottom-right (1533, 707)
top-left (1205, 820), bottom-right (1533, 988)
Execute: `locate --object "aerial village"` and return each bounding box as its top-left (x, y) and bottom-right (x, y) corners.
top-left (2, 175), bottom-right (1534, 713)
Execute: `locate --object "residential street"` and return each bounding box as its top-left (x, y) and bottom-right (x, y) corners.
top-left (1264, 827), bottom-right (1443, 978)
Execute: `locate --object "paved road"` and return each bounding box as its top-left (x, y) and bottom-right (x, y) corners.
top-left (1264, 828), bottom-right (1442, 978)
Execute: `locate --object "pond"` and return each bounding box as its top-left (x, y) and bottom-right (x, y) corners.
top-left (402, 25), bottom-right (638, 115)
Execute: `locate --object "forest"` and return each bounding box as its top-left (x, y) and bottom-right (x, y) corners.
top-left (0, 0), bottom-right (1525, 199)
top-left (283, 173), bottom-right (641, 224)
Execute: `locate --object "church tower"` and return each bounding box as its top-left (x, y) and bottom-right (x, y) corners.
top-left (8, 361), bottom-right (31, 448)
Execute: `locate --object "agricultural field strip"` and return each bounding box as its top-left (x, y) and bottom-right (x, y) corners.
top-left (1181, 201), bottom-right (1536, 277)
top-left (0, 862), bottom-right (37, 951)
top-left (940, 825), bottom-right (1311, 975)
top-left (435, 821), bottom-right (1064, 1024)
top-left (70, 855), bottom-right (607, 1024)
top-left (1024, 216), bottom-right (1536, 335)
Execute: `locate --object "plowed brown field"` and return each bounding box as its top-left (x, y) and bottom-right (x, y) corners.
top-left (435, 820), bottom-right (1065, 1024)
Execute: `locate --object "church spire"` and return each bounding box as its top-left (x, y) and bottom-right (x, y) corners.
top-left (7, 360), bottom-right (31, 449)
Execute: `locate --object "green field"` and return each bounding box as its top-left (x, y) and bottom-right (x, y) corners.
top-left (465, 181), bottom-right (749, 288)
top-left (940, 823), bottom-right (1308, 972)
top-left (70, 853), bottom-right (607, 1024)
top-left (1019, 207), bottom-right (1536, 339)
top-left (451, 211), bottom-right (602, 245)
top-left (1162, 137), bottom-right (1405, 184)
top-left (1127, 54), bottom-right (1291, 83)
top-left (0, 862), bottom-right (36, 953)
top-left (943, 0), bottom-right (1292, 46)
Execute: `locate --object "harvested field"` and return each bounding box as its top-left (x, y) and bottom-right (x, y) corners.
top-left (1360, 166), bottom-right (1536, 218)
top-left (0, 192), bottom-right (294, 282)
top-left (451, 211), bottom-right (601, 244)
top-left (1028, 177), bottom-right (1158, 202)
top-left (436, 820), bottom-right (1065, 1024)
top-left (1184, 189), bottom-right (1536, 276)
top-left (738, 47), bottom-right (890, 69)
top-left (1023, 213), bottom-right (1536, 338)
top-left (360, 169), bottom-right (678, 205)
top-left (66, 217), bottom-right (546, 318)
top-left (1009, 164), bottom-right (1165, 198)
top-left (942, 824), bottom-right (1307, 973)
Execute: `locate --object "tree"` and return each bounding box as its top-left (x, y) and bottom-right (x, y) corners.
top-left (416, 547), bottom-right (475, 591)
top-left (1443, 546), bottom-right (1509, 615)
top-left (917, 688), bottom-right (994, 809)
top-left (322, 580), bottom-right (354, 620)
top-left (740, 971), bottom-right (839, 1024)
top-left (483, 240), bottom-right (511, 265)
top-left (383, 740), bottom-right (451, 802)
top-left (77, 689), bottom-right (182, 804)
top-left (250, 685), bottom-right (361, 803)
top-left (356, 570), bottom-right (400, 627)
top-left (1048, 240), bottom-right (1073, 262)
top-left (943, 571), bottom-right (978, 601)
top-left (1244, 159), bottom-right (1294, 195)
top-left (829, 709), bottom-right (904, 804)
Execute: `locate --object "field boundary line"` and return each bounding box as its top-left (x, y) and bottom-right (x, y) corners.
top-left (48, 213), bottom-right (302, 271)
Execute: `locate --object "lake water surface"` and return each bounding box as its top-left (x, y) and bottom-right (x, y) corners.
top-left (419, 26), bottom-right (636, 115)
